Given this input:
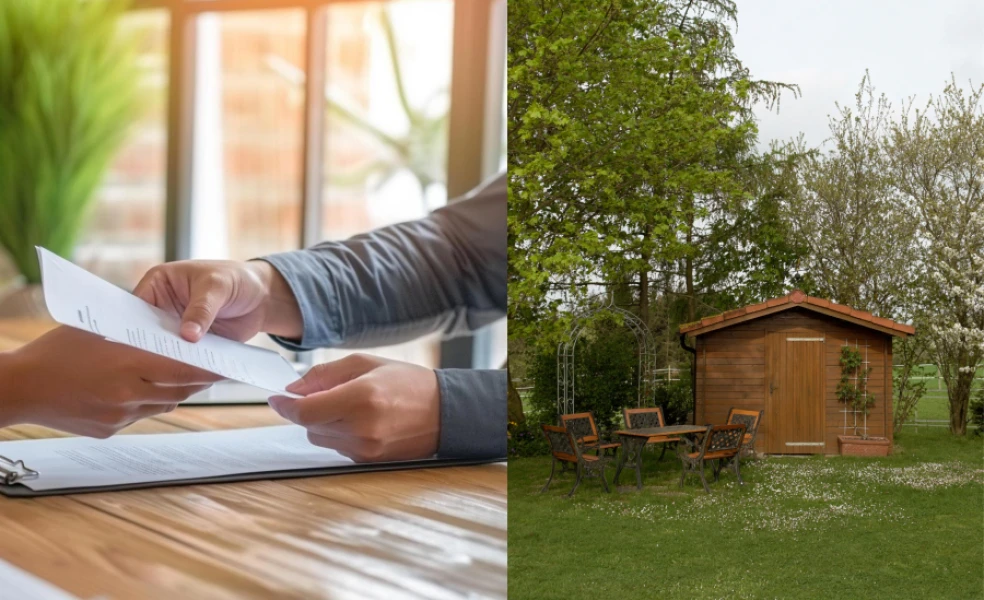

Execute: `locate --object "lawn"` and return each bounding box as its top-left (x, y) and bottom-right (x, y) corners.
top-left (509, 427), bottom-right (984, 599)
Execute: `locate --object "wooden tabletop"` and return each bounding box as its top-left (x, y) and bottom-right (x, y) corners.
top-left (0, 319), bottom-right (506, 599)
top-left (614, 425), bottom-right (709, 438)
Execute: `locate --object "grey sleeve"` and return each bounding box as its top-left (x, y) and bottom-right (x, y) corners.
top-left (261, 173), bottom-right (507, 350)
top-left (436, 369), bottom-right (507, 459)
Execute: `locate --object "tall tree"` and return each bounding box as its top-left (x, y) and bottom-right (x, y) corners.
top-left (887, 80), bottom-right (984, 435)
top-left (784, 74), bottom-right (919, 318)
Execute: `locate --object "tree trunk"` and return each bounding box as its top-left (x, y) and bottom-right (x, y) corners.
top-left (507, 359), bottom-right (526, 425)
top-left (639, 267), bottom-right (649, 327)
top-left (948, 369), bottom-right (973, 436)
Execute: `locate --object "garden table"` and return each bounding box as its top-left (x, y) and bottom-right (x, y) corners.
top-left (613, 425), bottom-right (709, 490)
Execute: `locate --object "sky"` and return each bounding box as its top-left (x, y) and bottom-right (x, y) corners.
top-left (732, 0), bottom-right (984, 149)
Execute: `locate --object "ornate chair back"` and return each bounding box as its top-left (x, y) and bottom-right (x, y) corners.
top-left (560, 412), bottom-right (599, 446)
top-left (706, 423), bottom-right (747, 456)
top-left (541, 424), bottom-right (580, 463)
top-left (726, 408), bottom-right (764, 451)
top-left (623, 407), bottom-right (667, 430)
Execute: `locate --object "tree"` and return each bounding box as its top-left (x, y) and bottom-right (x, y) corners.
top-left (783, 74), bottom-right (919, 318)
top-left (509, 0), bottom-right (793, 339)
top-left (887, 80), bottom-right (984, 435)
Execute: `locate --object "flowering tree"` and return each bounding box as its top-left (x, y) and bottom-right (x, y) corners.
top-left (888, 81), bottom-right (984, 434)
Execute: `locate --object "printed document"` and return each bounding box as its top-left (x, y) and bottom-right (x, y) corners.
top-left (0, 558), bottom-right (79, 599)
top-left (37, 247), bottom-right (300, 395)
top-left (0, 426), bottom-right (352, 492)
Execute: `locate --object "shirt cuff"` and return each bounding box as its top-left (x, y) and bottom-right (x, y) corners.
top-left (256, 253), bottom-right (340, 352)
top-left (436, 369), bottom-right (507, 460)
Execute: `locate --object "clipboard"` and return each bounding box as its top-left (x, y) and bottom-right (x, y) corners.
top-left (0, 432), bottom-right (504, 498)
top-left (0, 453), bottom-right (502, 497)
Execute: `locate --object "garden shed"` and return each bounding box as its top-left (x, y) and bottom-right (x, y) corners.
top-left (679, 290), bottom-right (915, 455)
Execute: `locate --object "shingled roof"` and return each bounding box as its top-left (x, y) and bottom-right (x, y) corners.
top-left (678, 289), bottom-right (916, 337)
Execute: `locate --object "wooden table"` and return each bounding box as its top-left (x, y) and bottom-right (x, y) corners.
top-left (0, 319), bottom-right (506, 599)
top-left (612, 425), bottom-right (709, 490)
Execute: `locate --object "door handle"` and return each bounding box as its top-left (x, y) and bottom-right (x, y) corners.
top-left (769, 382), bottom-right (778, 394)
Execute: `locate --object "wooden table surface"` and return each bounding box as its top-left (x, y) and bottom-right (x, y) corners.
top-left (614, 425), bottom-right (709, 438)
top-left (0, 319), bottom-right (506, 600)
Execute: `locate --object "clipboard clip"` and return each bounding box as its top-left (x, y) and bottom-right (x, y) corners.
top-left (0, 454), bottom-right (39, 485)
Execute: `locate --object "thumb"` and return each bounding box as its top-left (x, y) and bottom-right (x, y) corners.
top-left (180, 275), bottom-right (230, 342)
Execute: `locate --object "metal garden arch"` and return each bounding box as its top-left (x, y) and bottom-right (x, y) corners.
top-left (556, 294), bottom-right (658, 416)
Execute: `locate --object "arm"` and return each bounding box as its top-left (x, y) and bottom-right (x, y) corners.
top-left (435, 369), bottom-right (507, 459)
top-left (261, 173), bottom-right (506, 350)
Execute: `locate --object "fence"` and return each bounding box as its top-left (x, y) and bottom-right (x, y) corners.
top-left (895, 364), bottom-right (983, 432)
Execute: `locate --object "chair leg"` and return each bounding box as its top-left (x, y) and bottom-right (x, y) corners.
top-left (679, 463), bottom-right (687, 488)
top-left (733, 456), bottom-right (744, 485)
top-left (541, 458), bottom-right (558, 493)
top-left (699, 462), bottom-right (711, 493)
top-left (658, 444), bottom-right (668, 462)
top-left (600, 465), bottom-right (611, 493)
top-left (567, 464), bottom-right (583, 497)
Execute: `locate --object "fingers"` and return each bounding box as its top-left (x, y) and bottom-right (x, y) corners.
top-left (268, 385), bottom-right (366, 427)
top-left (180, 274), bottom-right (230, 342)
top-left (286, 354), bottom-right (384, 395)
top-left (304, 431), bottom-right (368, 461)
top-left (133, 267), bottom-right (182, 316)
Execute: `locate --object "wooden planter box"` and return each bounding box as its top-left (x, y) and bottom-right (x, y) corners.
top-left (837, 435), bottom-right (891, 457)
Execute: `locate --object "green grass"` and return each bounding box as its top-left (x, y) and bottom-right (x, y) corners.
top-left (509, 430), bottom-right (984, 599)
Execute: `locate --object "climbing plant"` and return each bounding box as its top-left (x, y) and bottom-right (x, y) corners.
top-left (836, 346), bottom-right (875, 436)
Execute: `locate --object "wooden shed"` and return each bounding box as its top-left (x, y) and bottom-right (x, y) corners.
top-left (679, 290), bottom-right (915, 455)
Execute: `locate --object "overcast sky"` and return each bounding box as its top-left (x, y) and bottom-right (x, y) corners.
top-left (733, 0), bottom-right (984, 149)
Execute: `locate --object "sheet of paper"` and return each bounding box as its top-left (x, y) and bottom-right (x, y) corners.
top-left (0, 558), bottom-right (79, 600)
top-left (0, 426), bottom-right (352, 492)
top-left (37, 247), bottom-right (300, 395)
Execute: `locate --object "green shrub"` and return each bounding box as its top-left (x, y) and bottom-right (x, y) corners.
top-left (508, 419), bottom-right (550, 458)
top-left (653, 378), bottom-right (693, 425)
top-left (526, 317), bottom-right (639, 434)
top-left (0, 0), bottom-right (138, 282)
top-left (970, 387), bottom-right (984, 436)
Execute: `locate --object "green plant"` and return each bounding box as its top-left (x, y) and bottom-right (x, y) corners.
top-left (837, 345), bottom-right (876, 437)
top-left (653, 378), bottom-right (693, 426)
top-left (508, 419), bottom-right (550, 458)
top-left (0, 0), bottom-right (138, 283)
top-left (970, 387), bottom-right (984, 436)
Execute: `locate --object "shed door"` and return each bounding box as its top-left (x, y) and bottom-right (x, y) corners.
top-left (766, 330), bottom-right (825, 454)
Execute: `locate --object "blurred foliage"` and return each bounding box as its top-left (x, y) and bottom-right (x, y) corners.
top-left (0, 0), bottom-right (138, 283)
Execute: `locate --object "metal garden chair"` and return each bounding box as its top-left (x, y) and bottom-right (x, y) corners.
top-left (676, 423), bottom-right (746, 493)
top-left (560, 412), bottom-right (620, 456)
top-left (540, 424), bottom-right (612, 497)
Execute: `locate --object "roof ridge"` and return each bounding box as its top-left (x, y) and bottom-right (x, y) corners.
top-left (678, 292), bottom-right (915, 336)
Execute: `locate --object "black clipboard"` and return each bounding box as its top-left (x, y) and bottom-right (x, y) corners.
top-left (0, 453), bottom-right (504, 497)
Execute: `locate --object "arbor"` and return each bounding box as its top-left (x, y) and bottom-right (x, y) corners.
top-left (887, 81), bottom-right (984, 435)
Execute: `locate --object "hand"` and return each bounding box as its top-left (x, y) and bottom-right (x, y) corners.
top-left (0, 326), bottom-right (222, 437)
top-left (133, 259), bottom-right (302, 343)
top-left (268, 354), bottom-right (441, 463)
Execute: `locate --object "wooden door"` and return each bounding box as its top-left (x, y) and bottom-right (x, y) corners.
top-left (766, 330), bottom-right (825, 454)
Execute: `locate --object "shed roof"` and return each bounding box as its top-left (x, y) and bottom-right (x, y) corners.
top-left (679, 290), bottom-right (916, 337)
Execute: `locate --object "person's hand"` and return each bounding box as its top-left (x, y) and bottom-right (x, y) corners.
top-left (268, 354), bottom-right (440, 462)
top-left (0, 326), bottom-right (222, 437)
top-left (133, 260), bottom-right (302, 343)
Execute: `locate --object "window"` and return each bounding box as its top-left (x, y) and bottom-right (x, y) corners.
top-left (90, 0), bottom-right (505, 369)
top-left (78, 9), bottom-right (170, 289)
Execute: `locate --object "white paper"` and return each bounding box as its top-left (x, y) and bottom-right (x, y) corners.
top-left (37, 247), bottom-right (300, 395)
top-left (0, 426), bottom-right (353, 492)
top-left (0, 558), bottom-right (79, 600)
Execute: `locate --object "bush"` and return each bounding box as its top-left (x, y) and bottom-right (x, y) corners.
top-left (525, 317), bottom-right (639, 434)
top-left (970, 387), bottom-right (984, 436)
top-left (653, 378), bottom-right (693, 425)
top-left (508, 419), bottom-right (550, 457)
